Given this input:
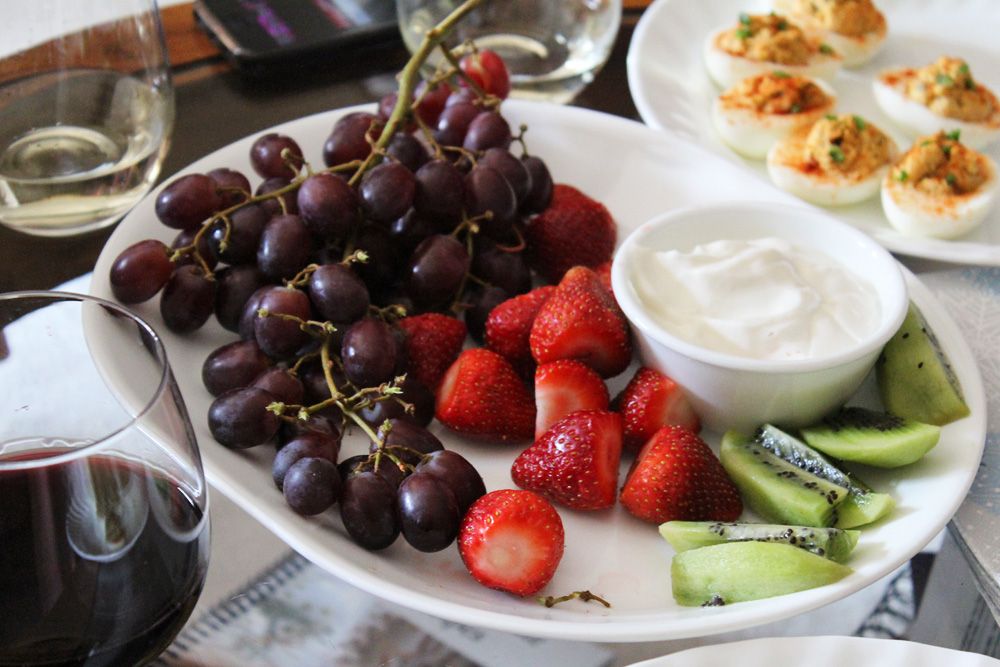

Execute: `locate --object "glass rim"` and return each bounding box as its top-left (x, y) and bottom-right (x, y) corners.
top-left (0, 290), bottom-right (172, 471)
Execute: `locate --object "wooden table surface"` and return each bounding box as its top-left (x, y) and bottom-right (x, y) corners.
top-left (0, 2), bottom-right (647, 292)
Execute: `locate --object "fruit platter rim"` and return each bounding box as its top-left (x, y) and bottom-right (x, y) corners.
top-left (89, 101), bottom-right (988, 642)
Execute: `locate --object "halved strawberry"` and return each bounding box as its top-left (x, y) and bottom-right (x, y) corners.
top-left (616, 367), bottom-right (701, 452)
top-left (534, 360), bottom-right (609, 440)
top-left (397, 313), bottom-right (467, 391)
top-left (620, 426), bottom-right (742, 524)
top-left (458, 489), bottom-right (564, 596)
top-left (529, 266), bottom-right (632, 378)
top-left (525, 184), bottom-right (616, 284)
top-left (512, 410), bottom-right (623, 511)
top-left (436, 348), bottom-right (535, 442)
top-left (485, 285), bottom-right (555, 375)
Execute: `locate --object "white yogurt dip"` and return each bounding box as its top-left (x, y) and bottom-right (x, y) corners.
top-left (629, 237), bottom-right (881, 361)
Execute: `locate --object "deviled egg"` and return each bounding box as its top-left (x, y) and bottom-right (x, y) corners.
top-left (772, 0), bottom-right (887, 67)
top-left (881, 130), bottom-right (998, 239)
top-left (873, 56), bottom-right (1000, 149)
top-left (767, 113), bottom-right (897, 206)
top-left (713, 71), bottom-right (836, 159)
top-left (704, 12), bottom-right (842, 89)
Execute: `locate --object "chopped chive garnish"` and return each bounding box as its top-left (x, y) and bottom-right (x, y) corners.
top-left (946, 172), bottom-right (957, 186)
top-left (896, 169), bottom-right (909, 183)
top-left (736, 27), bottom-right (752, 39)
top-left (790, 103), bottom-right (802, 113)
top-left (942, 143), bottom-right (952, 157)
top-left (921, 140), bottom-right (932, 147)
top-left (965, 77), bottom-right (976, 90)
top-left (852, 115), bottom-right (867, 131)
top-left (739, 12), bottom-right (751, 25)
top-left (829, 145), bottom-right (846, 164)
top-left (772, 70), bottom-right (791, 78)
top-left (819, 43), bottom-right (834, 54)
top-left (936, 73), bottom-right (955, 86)
top-left (777, 19), bottom-right (788, 30)
top-left (959, 62), bottom-right (970, 75)
top-left (946, 129), bottom-right (961, 141)
top-left (825, 113), bottom-right (838, 121)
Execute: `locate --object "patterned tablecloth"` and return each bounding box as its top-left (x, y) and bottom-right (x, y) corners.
top-left (923, 268), bottom-right (1000, 621)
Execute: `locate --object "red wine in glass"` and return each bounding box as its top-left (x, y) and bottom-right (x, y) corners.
top-left (0, 292), bottom-right (211, 666)
top-left (0, 448), bottom-right (209, 666)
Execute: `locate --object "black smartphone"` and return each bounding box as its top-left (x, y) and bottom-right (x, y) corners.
top-left (193, 0), bottom-right (400, 71)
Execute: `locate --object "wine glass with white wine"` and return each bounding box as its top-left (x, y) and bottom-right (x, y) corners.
top-left (0, 1), bottom-right (174, 236)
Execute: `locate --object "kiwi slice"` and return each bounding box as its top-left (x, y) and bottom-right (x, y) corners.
top-left (720, 431), bottom-right (848, 527)
top-left (671, 541), bottom-right (852, 606)
top-left (756, 424), bottom-right (895, 528)
top-left (660, 520), bottom-right (859, 563)
top-left (876, 302), bottom-right (970, 426)
top-left (801, 407), bottom-right (941, 468)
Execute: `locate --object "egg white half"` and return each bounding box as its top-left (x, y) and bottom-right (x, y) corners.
top-left (767, 129), bottom-right (897, 206)
top-left (771, 0), bottom-right (887, 67)
top-left (712, 78), bottom-right (836, 159)
top-left (881, 157), bottom-right (998, 239)
top-left (703, 26), bottom-right (842, 89)
top-left (873, 77), bottom-right (1000, 150)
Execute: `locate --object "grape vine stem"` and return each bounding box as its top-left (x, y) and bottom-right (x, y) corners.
top-left (348, 0), bottom-right (486, 186)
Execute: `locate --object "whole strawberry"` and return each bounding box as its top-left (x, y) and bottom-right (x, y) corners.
top-left (620, 426), bottom-right (742, 524)
top-left (616, 367), bottom-right (701, 452)
top-left (458, 489), bottom-right (564, 596)
top-left (525, 184), bottom-right (616, 284)
top-left (398, 313), bottom-right (467, 391)
top-left (436, 348), bottom-right (536, 442)
top-left (512, 410), bottom-right (623, 511)
top-left (534, 360), bottom-right (609, 440)
top-left (485, 285), bottom-right (555, 376)
top-left (530, 266), bottom-right (632, 378)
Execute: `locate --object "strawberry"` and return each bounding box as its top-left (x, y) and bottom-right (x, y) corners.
top-left (594, 260), bottom-right (614, 296)
top-left (436, 348), bottom-right (536, 442)
top-left (397, 313), bottom-right (467, 391)
top-left (458, 489), bottom-right (564, 596)
top-left (525, 184), bottom-right (616, 284)
top-left (485, 286), bottom-right (555, 375)
top-left (533, 360), bottom-right (610, 440)
top-left (620, 426), bottom-right (743, 524)
top-left (459, 49), bottom-right (511, 100)
top-left (529, 266), bottom-right (632, 378)
top-left (512, 410), bottom-right (623, 510)
top-left (616, 367), bottom-right (701, 452)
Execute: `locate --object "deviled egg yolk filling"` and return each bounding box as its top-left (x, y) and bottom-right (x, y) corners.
top-left (892, 132), bottom-right (989, 196)
top-left (716, 14), bottom-right (816, 66)
top-left (804, 114), bottom-right (892, 176)
top-left (902, 57), bottom-right (997, 123)
top-left (782, 0), bottom-right (882, 37)
top-left (719, 71), bottom-right (830, 114)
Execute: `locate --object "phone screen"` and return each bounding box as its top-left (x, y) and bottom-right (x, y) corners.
top-left (196, 0), bottom-right (398, 63)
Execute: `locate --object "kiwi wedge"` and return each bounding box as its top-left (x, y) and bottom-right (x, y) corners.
top-left (759, 424), bottom-right (895, 528)
top-left (671, 541), bottom-right (852, 607)
top-left (723, 425), bottom-right (894, 528)
top-left (660, 521), bottom-right (859, 563)
top-left (801, 407), bottom-right (941, 468)
top-left (720, 430), bottom-right (848, 527)
top-left (876, 302), bottom-right (970, 426)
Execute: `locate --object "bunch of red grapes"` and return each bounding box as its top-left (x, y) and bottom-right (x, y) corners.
top-left (108, 51), bottom-right (550, 553)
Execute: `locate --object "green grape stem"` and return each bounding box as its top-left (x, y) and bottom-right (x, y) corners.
top-left (348, 0), bottom-right (487, 186)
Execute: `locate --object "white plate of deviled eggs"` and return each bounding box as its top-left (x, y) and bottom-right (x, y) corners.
top-left (627, 0), bottom-right (1000, 265)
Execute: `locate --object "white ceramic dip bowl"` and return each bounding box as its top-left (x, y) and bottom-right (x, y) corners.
top-left (611, 201), bottom-right (908, 434)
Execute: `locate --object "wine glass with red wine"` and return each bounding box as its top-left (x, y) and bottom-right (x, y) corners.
top-left (0, 291), bottom-right (210, 666)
